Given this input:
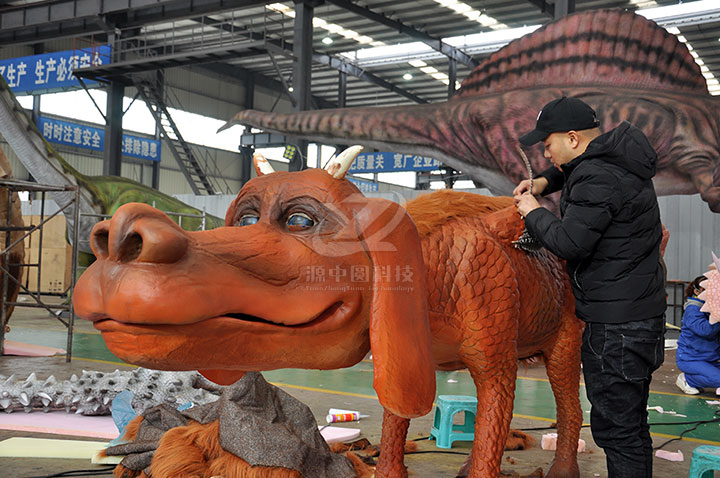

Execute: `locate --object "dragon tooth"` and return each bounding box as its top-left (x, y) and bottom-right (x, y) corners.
top-left (70, 374), bottom-right (78, 382)
top-left (92, 404), bottom-right (100, 413)
top-left (25, 373), bottom-right (37, 383)
top-left (43, 375), bottom-right (56, 386)
top-left (2, 375), bottom-right (16, 386)
top-left (0, 399), bottom-right (10, 409)
top-left (103, 396), bottom-right (111, 406)
top-left (18, 392), bottom-right (30, 406)
top-left (71, 395), bottom-right (81, 404)
top-left (24, 406), bottom-right (32, 413)
top-left (43, 406), bottom-right (50, 413)
top-left (37, 392), bottom-right (52, 401)
top-left (65, 406), bottom-right (71, 413)
top-left (85, 396), bottom-right (95, 403)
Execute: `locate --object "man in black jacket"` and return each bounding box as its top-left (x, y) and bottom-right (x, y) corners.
top-left (514, 97), bottom-right (666, 478)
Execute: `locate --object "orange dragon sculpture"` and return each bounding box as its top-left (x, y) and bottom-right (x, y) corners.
top-left (74, 147), bottom-right (582, 478)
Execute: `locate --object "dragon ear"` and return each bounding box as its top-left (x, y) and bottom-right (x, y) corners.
top-left (253, 152), bottom-right (276, 176)
top-left (324, 145), bottom-right (364, 179)
top-left (354, 198), bottom-right (435, 418)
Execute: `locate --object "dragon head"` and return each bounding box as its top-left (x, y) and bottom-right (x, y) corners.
top-left (73, 146), bottom-right (435, 418)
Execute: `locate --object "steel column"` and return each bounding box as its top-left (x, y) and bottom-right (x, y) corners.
top-left (448, 58), bottom-right (457, 99)
top-left (338, 71), bottom-right (347, 108)
top-left (291, 0), bottom-right (314, 171)
top-left (554, 0), bottom-right (575, 19)
top-left (103, 81), bottom-right (124, 177)
top-left (239, 146), bottom-right (253, 186)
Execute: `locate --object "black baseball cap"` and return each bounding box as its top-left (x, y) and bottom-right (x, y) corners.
top-left (519, 97), bottom-right (599, 146)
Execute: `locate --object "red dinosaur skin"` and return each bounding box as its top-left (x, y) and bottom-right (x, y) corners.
top-left (221, 9), bottom-right (720, 212)
top-left (74, 155), bottom-right (583, 478)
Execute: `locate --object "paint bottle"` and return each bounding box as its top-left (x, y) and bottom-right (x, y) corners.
top-left (325, 412), bottom-right (369, 423)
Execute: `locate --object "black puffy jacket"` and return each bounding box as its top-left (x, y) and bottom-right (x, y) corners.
top-left (525, 121), bottom-right (666, 324)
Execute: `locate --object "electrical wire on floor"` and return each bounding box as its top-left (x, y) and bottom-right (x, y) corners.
top-left (27, 464), bottom-right (115, 478)
top-left (651, 408), bottom-right (720, 451)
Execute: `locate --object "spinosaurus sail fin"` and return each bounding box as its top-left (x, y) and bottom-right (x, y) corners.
top-left (457, 9), bottom-right (707, 98)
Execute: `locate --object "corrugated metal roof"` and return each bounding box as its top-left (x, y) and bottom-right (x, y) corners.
top-left (3, 0), bottom-right (717, 108)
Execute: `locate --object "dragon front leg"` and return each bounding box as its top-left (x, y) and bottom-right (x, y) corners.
top-left (542, 305), bottom-right (583, 478)
top-left (375, 408), bottom-right (411, 478)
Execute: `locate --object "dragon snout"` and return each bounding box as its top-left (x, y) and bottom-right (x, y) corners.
top-left (90, 203), bottom-right (188, 264)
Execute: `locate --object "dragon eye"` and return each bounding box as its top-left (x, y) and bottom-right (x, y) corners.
top-left (238, 215), bottom-right (259, 226)
top-left (287, 213), bottom-right (315, 231)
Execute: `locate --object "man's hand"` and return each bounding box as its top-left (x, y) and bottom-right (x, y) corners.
top-left (514, 192), bottom-right (541, 218)
top-left (512, 177), bottom-right (548, 196)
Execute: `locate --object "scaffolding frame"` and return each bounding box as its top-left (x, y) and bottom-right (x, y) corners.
top-left (0, 179), bottom-right (80, 362)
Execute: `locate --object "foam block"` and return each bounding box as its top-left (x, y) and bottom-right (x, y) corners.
top-left (0, 437), bottom-right (109, 459)
top-left (320, 426), bottom-right (361, 444)
top-left (0, 410), bottom-right (118, 439)
top-left (3, 340), bottom-right (65, 357)
top-left (655, 449), bottom-right (684, 462)
top-left (540, 433), bottom-right (585, 452)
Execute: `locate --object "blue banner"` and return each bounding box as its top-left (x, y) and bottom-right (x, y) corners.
top-left (38, 116), bottom-right (161, 162)
top-left (0, 46), bottom-right (111, 93)
top-left (347, 177), bottom-right (379, 193)
top-left (348, 152), bottom-right (441, 173)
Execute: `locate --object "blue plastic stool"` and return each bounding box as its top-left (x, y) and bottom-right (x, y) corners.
top-left (689, 445), bottom-right (720, 478)
top-left (429, 395), bottom-right (477, 449)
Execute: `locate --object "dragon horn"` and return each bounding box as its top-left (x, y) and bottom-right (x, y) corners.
top-left (252, 152), bottom-right (276, 176)
top-left (324, 145), bottom-right (364, 179)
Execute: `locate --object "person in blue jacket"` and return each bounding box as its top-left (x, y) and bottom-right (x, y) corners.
top-left (676, 275), bottom-right (720, 395)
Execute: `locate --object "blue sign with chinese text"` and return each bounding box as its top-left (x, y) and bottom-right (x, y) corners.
top-left (347, 152), bottom-right (441, 173)
top-left (347, 177), bottom-right (379, 193)
top-left (0, 46), bottom-right (111, 93)
top-left (38, 116), bottom-right (161, 162)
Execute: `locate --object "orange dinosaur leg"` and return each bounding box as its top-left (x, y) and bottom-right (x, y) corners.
top-left (374, 409), bottom-right (410, 478)
top-left (542, 307), bottom-right (583, 478)
top-left (462, 341), bottom-right (518, 477)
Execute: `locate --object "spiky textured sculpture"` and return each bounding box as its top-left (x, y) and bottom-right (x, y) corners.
top-left (0, 368), bottom-right (221, 415)
top-left (222, 9), bottom-right (720, 213)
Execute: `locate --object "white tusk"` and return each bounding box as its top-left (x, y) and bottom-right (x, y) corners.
top-left (253, 153), bottom-right (276, 176)
top-left (324, 145), bottom-right (364, 179)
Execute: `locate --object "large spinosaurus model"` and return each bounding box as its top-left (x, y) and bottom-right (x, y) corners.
top-left (73, 147), bottom-right (583, 478)
top-left (0, 75), bottom-right (224, 258)
top-left (222, 9), bottom-right (720, 212)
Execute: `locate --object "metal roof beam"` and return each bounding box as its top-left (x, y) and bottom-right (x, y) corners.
top-left (199, 63), bottom-right (338, 110)
top-left (313, 53), bottom-right (428, 104)
top-left (0, 0), bottom-right (269, 46)
top-left (525, 0), bottom-right (554, 17)
top-left (198, 16), bottom-right (429, 104)
top-left (325, 0), bottom-right (478, 69)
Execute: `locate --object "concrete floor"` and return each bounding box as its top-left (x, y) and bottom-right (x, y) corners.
top-left (0, 300), bottom-right (719, 478)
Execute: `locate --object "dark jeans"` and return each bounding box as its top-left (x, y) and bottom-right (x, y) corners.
top-left (581, 315), bottom-right (665, 478)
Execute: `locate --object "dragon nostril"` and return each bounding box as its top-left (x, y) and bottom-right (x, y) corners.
top-left (117, 232), bottom-right (143, 263)
top-left (92, 230), bottom-right (109, 258)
